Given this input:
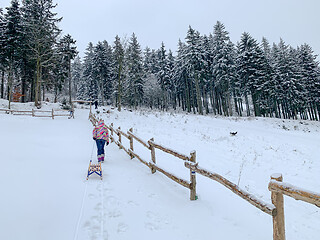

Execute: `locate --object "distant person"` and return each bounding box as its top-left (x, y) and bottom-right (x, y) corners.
top-left (94, 100), bottom-right (98, 109)
top-left (92, 119), bottom-right (109, 162)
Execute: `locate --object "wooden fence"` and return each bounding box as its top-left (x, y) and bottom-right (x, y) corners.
top-left (0, 108), bottom-right (73, 119)
top-left (88, 113), bottom-right (320, 240)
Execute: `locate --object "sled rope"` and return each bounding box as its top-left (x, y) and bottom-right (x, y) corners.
top-left (73, 141), bottom-right (95, 240)
top-left (100, 180), bottom-right (104, 239)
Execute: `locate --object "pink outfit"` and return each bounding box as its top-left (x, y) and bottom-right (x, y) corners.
top-left (93, 120), bottom-right (109, 142)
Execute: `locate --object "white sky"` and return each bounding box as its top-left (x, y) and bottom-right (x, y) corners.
top-left (2, 0), bottom-right (320, 60)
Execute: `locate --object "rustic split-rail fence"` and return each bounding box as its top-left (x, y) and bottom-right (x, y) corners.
top-left (0, 108), bottom-right (73, 119)
top-left (88, 113), bottom-right (319, 240)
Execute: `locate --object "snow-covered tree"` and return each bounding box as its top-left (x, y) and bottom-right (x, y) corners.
top-left (112, 35), bottom-right (125, 111)
top-left (124, 33), bottom-right (144, 109)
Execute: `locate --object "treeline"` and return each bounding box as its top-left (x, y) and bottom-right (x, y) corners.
top-left (1, 1), bottom-right (319, 121)
top-left (0, 0), bottom-right (77, 108)
top-left (75, 22), bottom-right (320, 120)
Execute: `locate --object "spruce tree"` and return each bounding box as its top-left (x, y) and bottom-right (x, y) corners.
top-left (297, 44), bottom-right (320, 120)
top-left (212, 21), bottom-right (236, 116)
top-left (21, 0), bottom-right (62, 107)
top-left (82, 42), bottom-right (97, 101)
top-left (112, 35), bottom-right (125, 111)
top-left (71, 56), bottom-right (83, 100)
top-left (3, 0), bottom-right (23, 108)
top-left (59, 34), bottom-right (78, 105)
top-left (125, 33), bottom-right (144, 109)
top-left (0, 8), bottom-right (6, 99)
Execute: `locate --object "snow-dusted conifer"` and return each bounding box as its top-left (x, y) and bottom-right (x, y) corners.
top-left (124, 33), bottom-right (144, 109)
top-left (112, 35), bottom-right (125, 111)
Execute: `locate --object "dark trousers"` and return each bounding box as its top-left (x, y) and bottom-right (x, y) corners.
top-left (96, 139), bottom-right (106, 156)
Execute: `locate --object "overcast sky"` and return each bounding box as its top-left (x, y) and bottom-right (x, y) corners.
top-left (2, 0), bottom-right (320, 60)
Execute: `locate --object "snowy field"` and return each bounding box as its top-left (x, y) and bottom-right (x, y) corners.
top-left (0, 99), bottom-right (319, 240)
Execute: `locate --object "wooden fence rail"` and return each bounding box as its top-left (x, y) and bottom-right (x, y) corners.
top-left (86, 113), bottom-right (320, 240)
top-left (185, 162), bottom-right (276, 216)
top-left (108, 122), bottom-right (197, 200)
top-left (0, 108), bottom-right (73, 119)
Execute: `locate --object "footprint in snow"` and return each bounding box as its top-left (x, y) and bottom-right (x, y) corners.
top-left (107, 209), bottom-right (122, 218)
top-left (117, 223), bottom-right (129, 233)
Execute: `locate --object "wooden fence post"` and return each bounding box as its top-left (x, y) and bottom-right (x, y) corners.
top-left (118, 127), bottom-right (122, 149)
top-left (52, 109), bottom-right (54, 119)
top-left (271, 173), bottom-right (286, 240)
top-left (110, 123), bottom-right (114, 143)
top-left (190, 151), bottom-right (197, 200)
top-left (129, 128), bottom-right (134, 159)
top-left (32, 109), bottom-right (35, 117)
top-left (150, 138), bottom-right (156, 174)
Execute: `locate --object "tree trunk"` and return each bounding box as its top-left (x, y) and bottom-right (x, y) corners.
top-left (35, 57), bottom-right (41, 107)
top-left (117, 63), bottom-right (122, 111)
top-left (8, 63), bottom-right (13, 109)
top-left (0, 70), bottom-right (4, 99)
top-left (194, 73), bottom-right (203, 115)
top-left (244, 93), bottom-right (250, 117)
top-left (68, 56), bottom-right (72, 105)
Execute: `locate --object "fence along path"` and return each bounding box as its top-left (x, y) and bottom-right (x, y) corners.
top-left (88, 113), bottom-right (320, 240)
top-left (0, 108), bottom-right (73, 119)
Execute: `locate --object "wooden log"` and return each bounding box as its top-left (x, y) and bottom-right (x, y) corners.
top-left (128, 149), bottom-right (150, 168)
top-left (128, 128), bottom-right (134, 159)
top-left (185, 162), bottom-right (276, 216)
top-left (149, 138), bottom-right (156, 174)
top-left (150, 162), bottom-right (190, 189)
top-left (110, 123), bottom-right (114, 136)
top-left (118, 127), bottom-right (122, 149)
top-left (128, 131), bottom-right (150, 149)
top-left (10, 110), bottom-right (32, 113)
top-left (33, 115), bottom-right (52, 118)
top-left (118, 129), bottom-right (130, 139)
top-left (269, 178), bottom-right (320, 207)
top-left (34, 110), bottom-right (52, 113)
top-left (269, 174), bottom-right (286, 240)
top-left (189, 151), bottom-right (197, 200)
top-left (148, 139), bottom-right (190, 161)
top-left (12, 113), bottom-right (32, 116)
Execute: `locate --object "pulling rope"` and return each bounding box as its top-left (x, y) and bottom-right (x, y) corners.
top-left (73, 141), bottom-right (95, 240)
top-left (100, 180), bottom-right (104, 239)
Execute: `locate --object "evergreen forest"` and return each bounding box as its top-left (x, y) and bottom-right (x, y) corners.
top-left (1, 1), bottom-right (320, 120)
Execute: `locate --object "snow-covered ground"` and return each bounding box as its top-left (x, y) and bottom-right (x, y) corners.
top-left (0, 99), bottom-right (319, 240)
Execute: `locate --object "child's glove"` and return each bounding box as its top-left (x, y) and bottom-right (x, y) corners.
top-left (93, 137), bottom-right (96, 140)
top-left (106, 141), bottom-right (109, 145)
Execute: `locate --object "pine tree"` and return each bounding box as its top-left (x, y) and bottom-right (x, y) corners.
top-left (156, 42), bottom-right (171, 110)
top-left (82, 42), bottom-right (97, 101)
top-left (112, 35), bottom-right (125, 111)
top-left (211, 21), bottom-right (236, 116)
top-left (71, 56), bottom-right (83, 100)
top-left (0, 8), bottom-right (6, 99)
top-left (21, 0), bottom-right (62, 107)
top-left (173, 39), bottom-right (189, 111)
top-left (125, 33), bottom-right (144, 109)
top-left (59, 34), bottom-right (77, 105)
top-left (184, 26), bottom-right (205, 114)
top-left (3, 0), bottom-right (23, 108)
top-left (236, 32), bottom-right (266, 116)
top-left (297, 44), bottom-right (320, 120)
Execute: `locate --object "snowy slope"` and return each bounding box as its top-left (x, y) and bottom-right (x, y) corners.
top-left (0, 100), bottom-right (319, 240)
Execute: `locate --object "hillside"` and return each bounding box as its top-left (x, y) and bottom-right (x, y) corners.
top-left (0, 100), bottom-right (319, 240)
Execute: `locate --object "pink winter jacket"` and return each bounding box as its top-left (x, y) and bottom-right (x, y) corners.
top-left (93, 120), bottom-right (109, 142)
